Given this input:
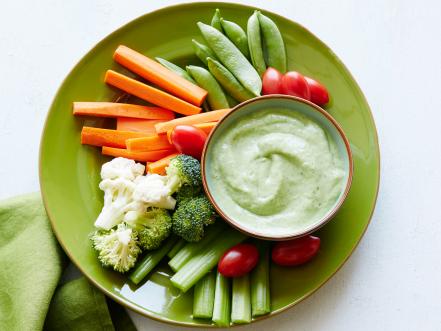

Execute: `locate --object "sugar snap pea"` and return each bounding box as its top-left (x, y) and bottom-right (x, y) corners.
top-left (220, 18), bottom-right (250, 58)
top-left (226, 94), bottom-right (238, 107)
top-left (155, 57), bottom-right (196, 83)
top-left (187, 65), bottom-right (229, 110)
top-left (207, 57), bottom-right (256, 102)
top-left (197, 22), bottom-right (262, 96)
top-left (211, 8), bottom-right (223, 32)
top-left (247, 11), bottom-right (266, 76)
top-left (257, 12), bottom-right (286, 73)
top-left (192, 39), bottom-right (218, 66)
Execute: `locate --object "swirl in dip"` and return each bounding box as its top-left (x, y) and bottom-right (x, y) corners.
top-left (208, 107), bottom-right (346, 236)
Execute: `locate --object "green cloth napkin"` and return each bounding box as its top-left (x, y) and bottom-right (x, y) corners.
top-left (0, 193), bottom-right (137, 331)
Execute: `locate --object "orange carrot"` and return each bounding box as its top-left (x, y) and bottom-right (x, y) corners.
top-left (166, 121), bottom-right (218, 144)
top-left (147, 153), bottom-right (179, 175)
top-left (117, 118), bottom-right (165, 134)
top-left (126, 134), bottom-right (173, 152)
top-left (155, 108), bottom-right (231, 134)
top-left (102, 146), bottom-right (175, 162)
top-left (73, 102), bottom-right (175, 120)
top-left (114, 46), bottom-right (207, 106)
top-left (81, 127), bottom-right (149, 148)
top-left (105, 70), bottom-right (201, 116)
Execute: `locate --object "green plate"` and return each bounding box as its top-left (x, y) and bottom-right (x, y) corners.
top-left (39, 2), bottom-right (379, 327)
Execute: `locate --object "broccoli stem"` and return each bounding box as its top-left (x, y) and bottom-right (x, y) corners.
top-left (170, 228), bottom-right (247, 292)
top-left (192, 270), bottom-right (216, 319)
top-left (167, 238), bottom-right (186, 259)
top-left (231, 274), bottom-right (251, 324)
top-left (169, 223), bottom-right (225, 272)
top-left (212, 271), bottom-right (231, 327)
top-left (251, 241), bottom-right (271, 317)
top-left (129, 235), bottom-right (176, 285)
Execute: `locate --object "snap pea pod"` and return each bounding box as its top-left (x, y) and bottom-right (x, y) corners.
top-left (192, 39), bottom-right (218, 66)
top-left (198, 22), bottom-right (262, 96)
top-left (247, 11), bottom-right (266, 76)
top-left (257, 12), bottom-right (286, 73)
top-left (187, 65), bottom-right (229, 110)
top-left (226, 95), bottom-right (238, 107)
top-left (207, 57), bottom-right (256, 102)
top-left (211, 8), bottom-right (223, 32)
top-left (155, 57), bottom-right (196, 83)
top-left (220, 18), bottom-right (249, 58)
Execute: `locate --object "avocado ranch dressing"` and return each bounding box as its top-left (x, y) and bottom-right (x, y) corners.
top-left (210, 108), bottom-right (346, 236)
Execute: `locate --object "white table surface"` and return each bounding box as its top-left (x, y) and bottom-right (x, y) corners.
top-left (2, 0), bottom-right (440, 330)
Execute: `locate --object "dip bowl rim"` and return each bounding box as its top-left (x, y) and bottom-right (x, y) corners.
top-left (201, 95), bottom-right (354, 241)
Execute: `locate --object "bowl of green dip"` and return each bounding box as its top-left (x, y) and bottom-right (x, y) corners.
top-left (202, 95), bottom-right (353, 240)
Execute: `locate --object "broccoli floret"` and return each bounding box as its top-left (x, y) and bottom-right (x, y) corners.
top-left (125, 207), bottom-right (172, 250)
top-left (166, 155), bottom-right (202, 194)
top-left (175, 184), bottom-right (202, 206)
top-left (172, 195), bottom-right (217, 242)
top-left (91, 223), bottom-right (141, 273)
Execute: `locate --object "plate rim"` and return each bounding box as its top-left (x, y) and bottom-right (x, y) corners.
top-left (38, 1), bottom-right (381, 327)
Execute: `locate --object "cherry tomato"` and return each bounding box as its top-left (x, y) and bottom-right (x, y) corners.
top-left (262, 67), bottom-right (283, 95)
top-left (171, 125), bottom-right (207, 160)
top-left (305, 77), bottom-right (329, 106)
top-left (271, 235), bottom-right (320, 266)
top-left (281, 71), bottom-right (311, 100)
top-left (218, 243), bottom-right (259, 277)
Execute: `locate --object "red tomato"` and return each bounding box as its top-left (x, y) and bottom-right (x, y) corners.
top-left (218, 243), bottom-right (259, 277)
top-left (271, 235), bottom-right (320, 266)
top-left (171, 125), bottom-right (207, 160)
top-left (281, 71), bottom-right (311, 100)
top-left (262, 67), bottom-right (283, 95)
top-left (305, 77), bottom-right (329, 106)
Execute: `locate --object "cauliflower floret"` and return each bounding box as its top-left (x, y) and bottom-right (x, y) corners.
top-left (101, 157), bottom-right (145, 181)
top-left (133, 174), bottom-right (176, 210)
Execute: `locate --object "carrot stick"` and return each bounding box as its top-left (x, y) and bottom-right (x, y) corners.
top-left (126, 134), bottom-right (173, 152)
top-left (147, 153), bottom-right (179, 175)
top-left (73, 102), bottom-right (175, 120)
top-left (81, 127), bottom-right (149, 148)
top-left (117, 118), bottom-right (165, 134)
top-left (102, 146), bottom-right (175, 162)
top-left (114, 46), bottom-right (207, 106)
top-left (105, 70), bottom-right (202, 116)
top-left (166, 121), bottom-right (218, 144)
top-left (155, 108), bottom-right (231, 134)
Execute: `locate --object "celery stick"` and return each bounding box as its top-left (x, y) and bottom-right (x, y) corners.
top-left (193, 271), bottom-right (216, 319)
top-left (251, 242), bottom-right (271, 316)
top-left (169, 223), bottom-right (225, 272)
top-left (167, 238), bottom-right (186, 259)
top-left (212, 271), bottom-right (231, 327)
top-left (170, 229), bottom-right (247, 292)
top-left (129, 236), bottom-right (175, 285)
top-left (231, 274), bottom-right (251, 324)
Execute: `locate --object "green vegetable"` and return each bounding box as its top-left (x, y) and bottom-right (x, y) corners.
top-left (187, 65), bottom-right (230, 110)
top-left (257, 12), bottom-right (286, 73)
top-left (220, 18), bottom-right (249, 58)
top-left (226, 94), bottom-right (239, 107)
top-left (247, 11), bottom-right (266, 76)
top-left (207, 57), bottom-right (257, 102)
top-left (251, 241), bottom-right (271, 316)
top-left (128, 235), bottom-right (176, 284)
top-left (192, 39), bottom-right (218, 66)
top-left (125, 207), bottom-right (171, 251)
top-left (212, 271), bottom-right (231, 327)
top-left (175, 184), bottom-right (202, 206)
top-left (193, 271), bottom-right (216, 319)
top-left (172, 195), bottom-right (217, 242)
top-left (197, 22), bottom-right (262, 96)
top-left (211, 8), bottom-right (223, 32)
top-left (167, 238), bottom-right (186, 259)
top-left (166, 154), bottom-right (201, 194)
top-left (155, 57), bottom-right (196, 83)
top-left (91, 223), bottom-right (141, 273)
top-left (168, 222), bottom-right (225, 272)
top-left (231, 274), bottom-right (251, 324)
top-left (170, 228), bottom-right (247, 292)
